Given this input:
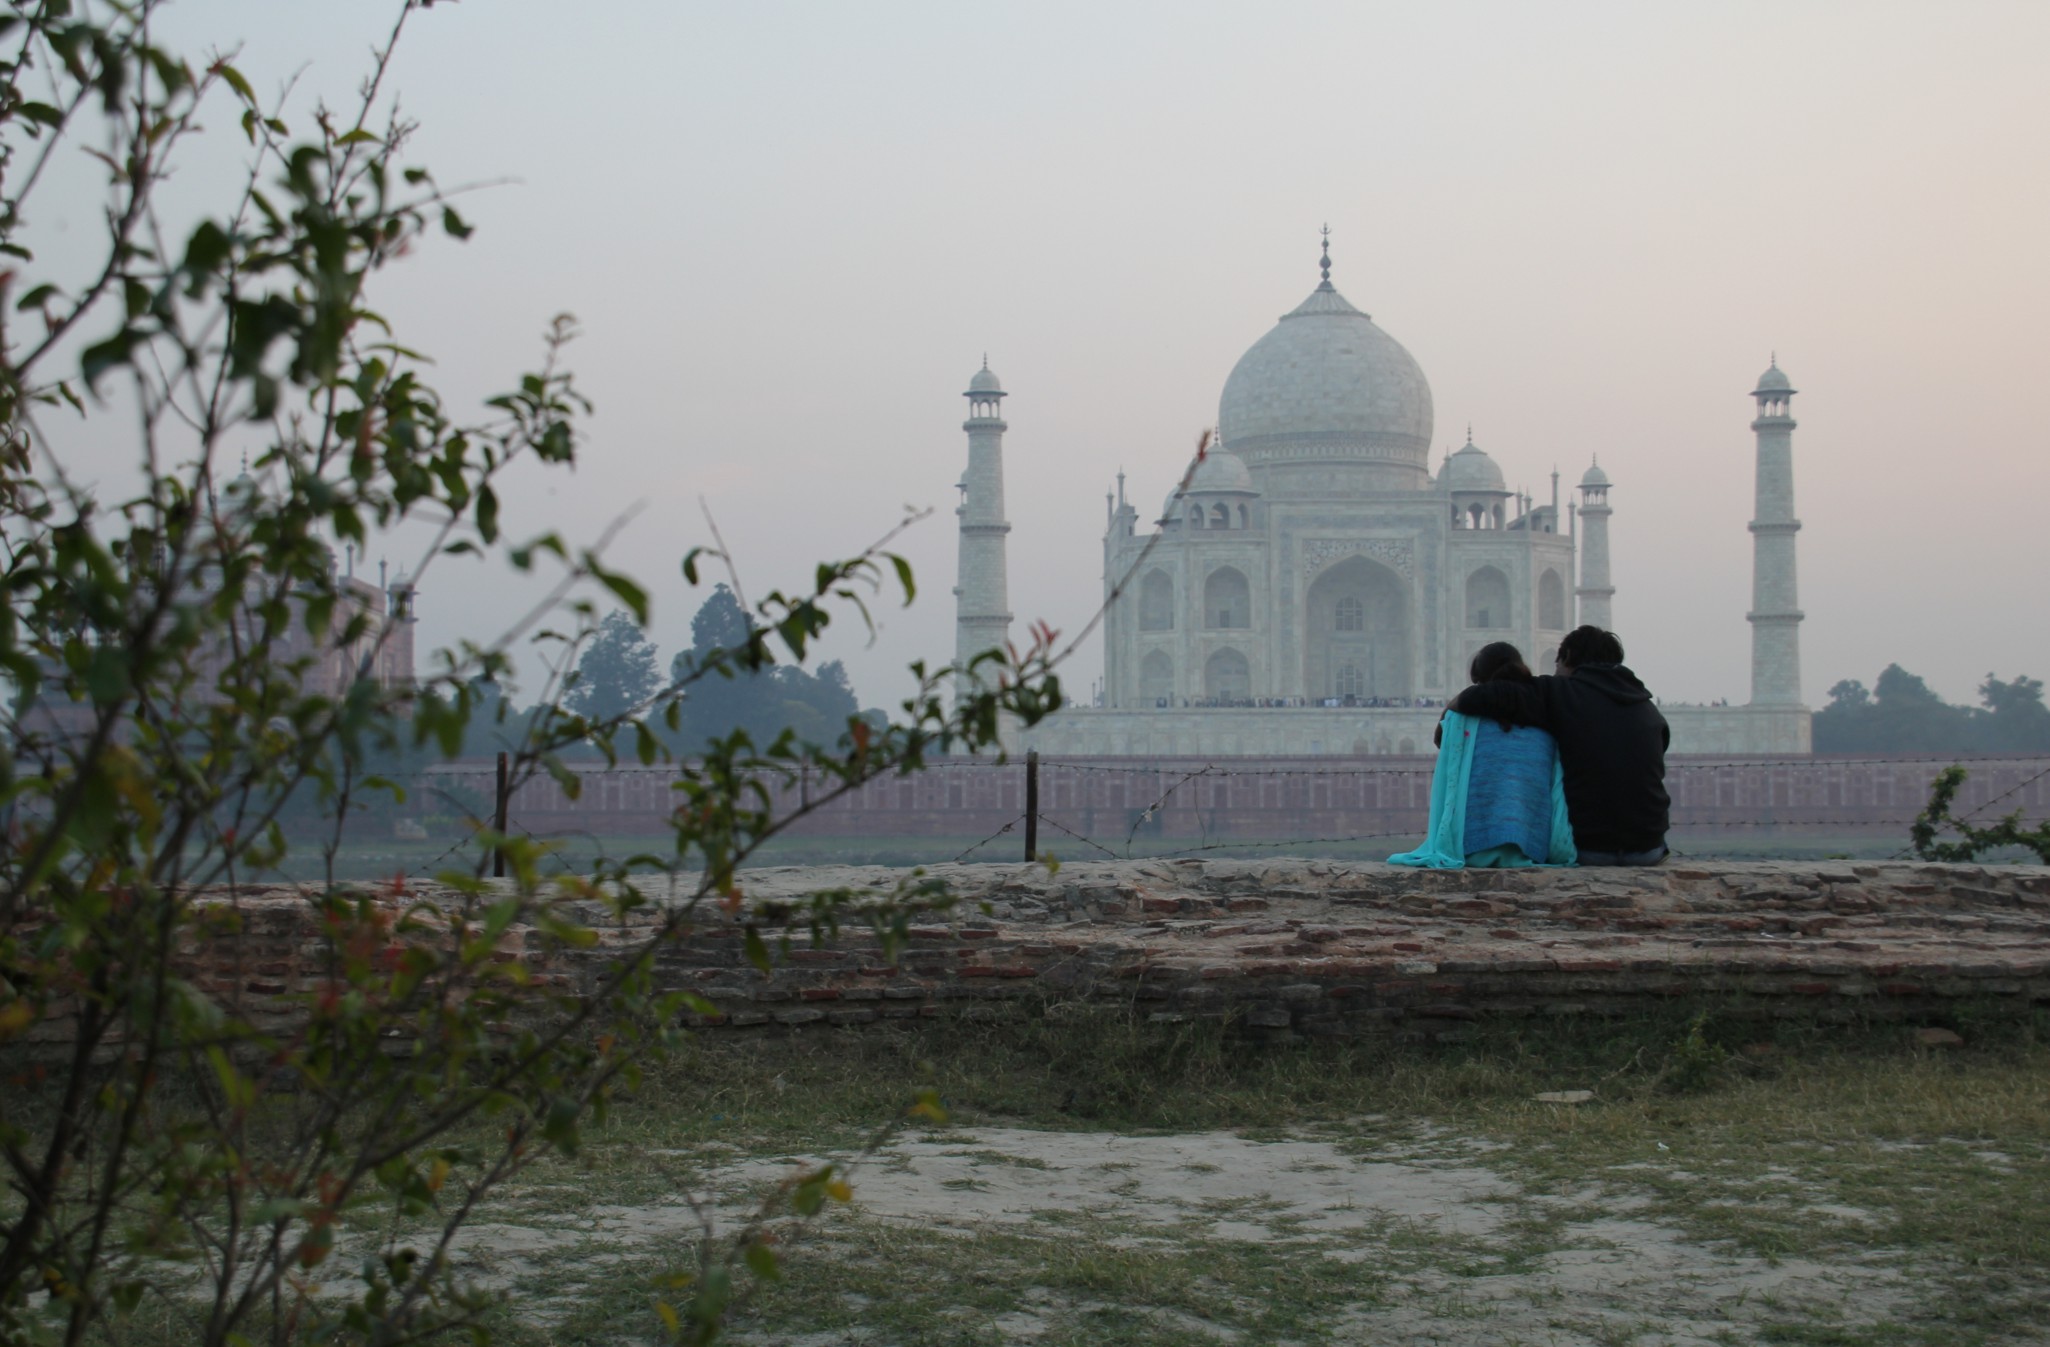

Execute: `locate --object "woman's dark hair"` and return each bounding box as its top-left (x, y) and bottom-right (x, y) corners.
top-left (1557, 625), bottom-right (1624, 670)
top-left (1469, 641), bottom-right (1533, 684)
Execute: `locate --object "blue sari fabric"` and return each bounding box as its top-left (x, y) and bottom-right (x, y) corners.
top-left (1388, 711), bottom-right (1578, 869)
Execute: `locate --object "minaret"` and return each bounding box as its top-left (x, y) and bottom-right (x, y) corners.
top-left (1747, 358), bottom-right (1803, 705)
top-left (1575, 459), bottom-right (1614, 630)
top-left (953, 359), bottom-right (1013, 705)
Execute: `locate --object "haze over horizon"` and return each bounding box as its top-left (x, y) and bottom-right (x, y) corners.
top-left (45, 1), bottom-right (2050, 715)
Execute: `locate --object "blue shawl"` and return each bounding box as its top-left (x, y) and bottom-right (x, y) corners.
top-left (1388, 711), bottom-right (1577, 869)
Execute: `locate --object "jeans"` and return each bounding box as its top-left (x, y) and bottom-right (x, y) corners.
top-left (1577, 844), bottom-right (1668, 866)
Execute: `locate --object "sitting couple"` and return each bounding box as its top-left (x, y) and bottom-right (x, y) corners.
top-left (1390, 625), bottom-right (1670, 869)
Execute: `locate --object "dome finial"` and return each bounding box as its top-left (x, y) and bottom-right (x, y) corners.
top-left (1318, 223), bottom-right (1332, 289)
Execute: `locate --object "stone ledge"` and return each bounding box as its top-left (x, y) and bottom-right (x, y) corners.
top-left (11, 861), bottom-right (2046, 1050)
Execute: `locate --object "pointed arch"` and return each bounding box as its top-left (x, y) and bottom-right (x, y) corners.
top-left (1204, 648), bottom-right (1250, 702)
top-left (1538, 568), bottom-right (1565, 629)
top-left (1305, 556), bottom-right (1409, 698)
top-left (1465, 566), bottom-right (1511, 630)
top-left (1204, 566), bottom-right (1251, 629)
top-left (1139, 569), bottom-right (1174, 631)
top-left (1140, 650), bottom-right (1173, 705)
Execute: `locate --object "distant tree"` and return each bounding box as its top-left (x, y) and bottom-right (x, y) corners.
top-left (669, 587), bottom-right (869, 751)
top-left (1979, 673), bottom-right (2050, 752)
top-left (566, 609), bottom-right (663, 722)
top-left (457, 675), bottom-right (548, 759)
top-left (1815, 664), bottom-right (2050, 754)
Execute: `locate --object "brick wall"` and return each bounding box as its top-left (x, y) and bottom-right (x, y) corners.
top-left (25, 860), bottom-right (2046, 1051)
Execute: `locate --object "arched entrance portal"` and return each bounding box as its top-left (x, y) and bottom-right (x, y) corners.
top-left (1304, 556), bottom-right (1409, 699)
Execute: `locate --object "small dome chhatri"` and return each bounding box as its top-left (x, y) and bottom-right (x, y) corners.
top-left (1581, 459), bottom-right (1611, 488)
top-left (1441, 430), bottom-right (1507, 494)
top-left (968, 357), bottom-right (1003, 395)
top-left (1754, 355), bottom-right (1794, 396)
top-left (1188, 446), bottom-right (1255, 495)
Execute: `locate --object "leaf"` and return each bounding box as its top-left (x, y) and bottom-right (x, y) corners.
top-left (593, 565), bottom-right (649, 626)
top-left (542, 1095), bottom-right (581, 1156)
top-left (182, 219), bottom-right (232, 281)
top-left (889, 553), bottom-right (917, 604)
top-left (442, 205), bottom-right (473, 240)
top-left (0, 1001), bottom-right (36, 1039)
top-left (18, 101), bottom-right (62, 129)
top-left (213, 61), bottom-right (255, 103)
top-left (743, 1241), bottom-right (782, 1281)
top-left (691, 1265), bottom-right (731, 1322)
top-left (79, 326), bottom-right (144, 390)
top-left (14, 283), bottom-right (58, 311)
top-left (908, 1087), bottom-right (949, 1124)
top-left (541, 753), bottom-right (583, 802)
top-left (336, 127), bottom-right (379, 146)
top-left (298, 1223), bottom-right (334, 1268)
top-left (742, 926), bottom-right (770, 975)
top-left (475, 483), bottom-right (498, 543)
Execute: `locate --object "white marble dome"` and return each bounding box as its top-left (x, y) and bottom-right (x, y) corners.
top-left (1217, 280), bottom-right (1434, 470)
top-left (968, 364), bottom-right (1003, 394)
top-left (1188, 446), bottom-right (1255, 494)
top-left (1581, 460), bottom-right (1611, 487)
top-left (1441, 437), bottom-right (1507, 493)
top-left (1754, 362), bottom-right (1792, 394)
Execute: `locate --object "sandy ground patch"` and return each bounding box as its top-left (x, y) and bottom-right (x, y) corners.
top-left (827, 1126), bottom-right (1515, 1239)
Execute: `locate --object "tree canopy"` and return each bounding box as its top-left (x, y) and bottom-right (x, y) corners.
top-left (1814, 665), bottom-right (2050, 754)
top-left (666, 585), bottom-right (875, 752)
top-left (0, 6), bottom-right (1060, 1344)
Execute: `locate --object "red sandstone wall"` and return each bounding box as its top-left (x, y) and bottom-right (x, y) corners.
top-left (414, 754), bottom-right (2050, 843)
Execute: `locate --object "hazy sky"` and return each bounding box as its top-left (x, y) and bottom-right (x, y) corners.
top-left (51, 2), bottom-right (2050, 711)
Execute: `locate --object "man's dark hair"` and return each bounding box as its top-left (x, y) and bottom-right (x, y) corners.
top-left (1469, 641), bottom-right (1533, 684)
top-left (1558, 626), bottom-right (1624, 670)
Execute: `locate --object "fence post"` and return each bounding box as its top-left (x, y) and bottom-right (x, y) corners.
top-left (1023, 750), bottom-right (1039, 862)
top-left (493, 750), bottom-right (509, 879)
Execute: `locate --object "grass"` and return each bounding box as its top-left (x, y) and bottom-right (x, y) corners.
top-left (423, 1006), bottom-right (2050, 1346)
top-left (70, 1005), bottom-right (2050, 1345)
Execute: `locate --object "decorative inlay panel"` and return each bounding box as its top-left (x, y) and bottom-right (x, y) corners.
top-left (1302, 538), bottom-right (1414, 579)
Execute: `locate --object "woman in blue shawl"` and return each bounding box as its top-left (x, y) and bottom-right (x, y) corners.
top-left (1390, 643), bottom-right (1576, 869)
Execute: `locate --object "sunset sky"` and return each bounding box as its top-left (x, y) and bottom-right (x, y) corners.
top-left (46, 1), bottom-right (2050, 712)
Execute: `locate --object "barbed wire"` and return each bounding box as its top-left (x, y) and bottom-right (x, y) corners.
top-left (404, 831), bottom-right (479, 882)
top-left (409, 751), bottom-right (2050, 779)
top-left (1123, 764), bottom-right (1218, 849)
top-left (1039, 761), bottom-right (1435, 780)
top-left (951, 815), bottom-right (1022, 864)
top-left (1947, 760), bottom-right (2050, 827)
top-left (1032, 812), bottom-right (1121, 860)
top-left (1886, 759), bottom-right (2050, 860)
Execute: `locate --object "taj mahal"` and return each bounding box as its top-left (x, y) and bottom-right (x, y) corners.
top-left (952, 234), bottom-right (1812, 757)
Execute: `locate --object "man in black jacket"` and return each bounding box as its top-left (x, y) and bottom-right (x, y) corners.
top-left (1451, 626), bottom-right (1671, 865)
